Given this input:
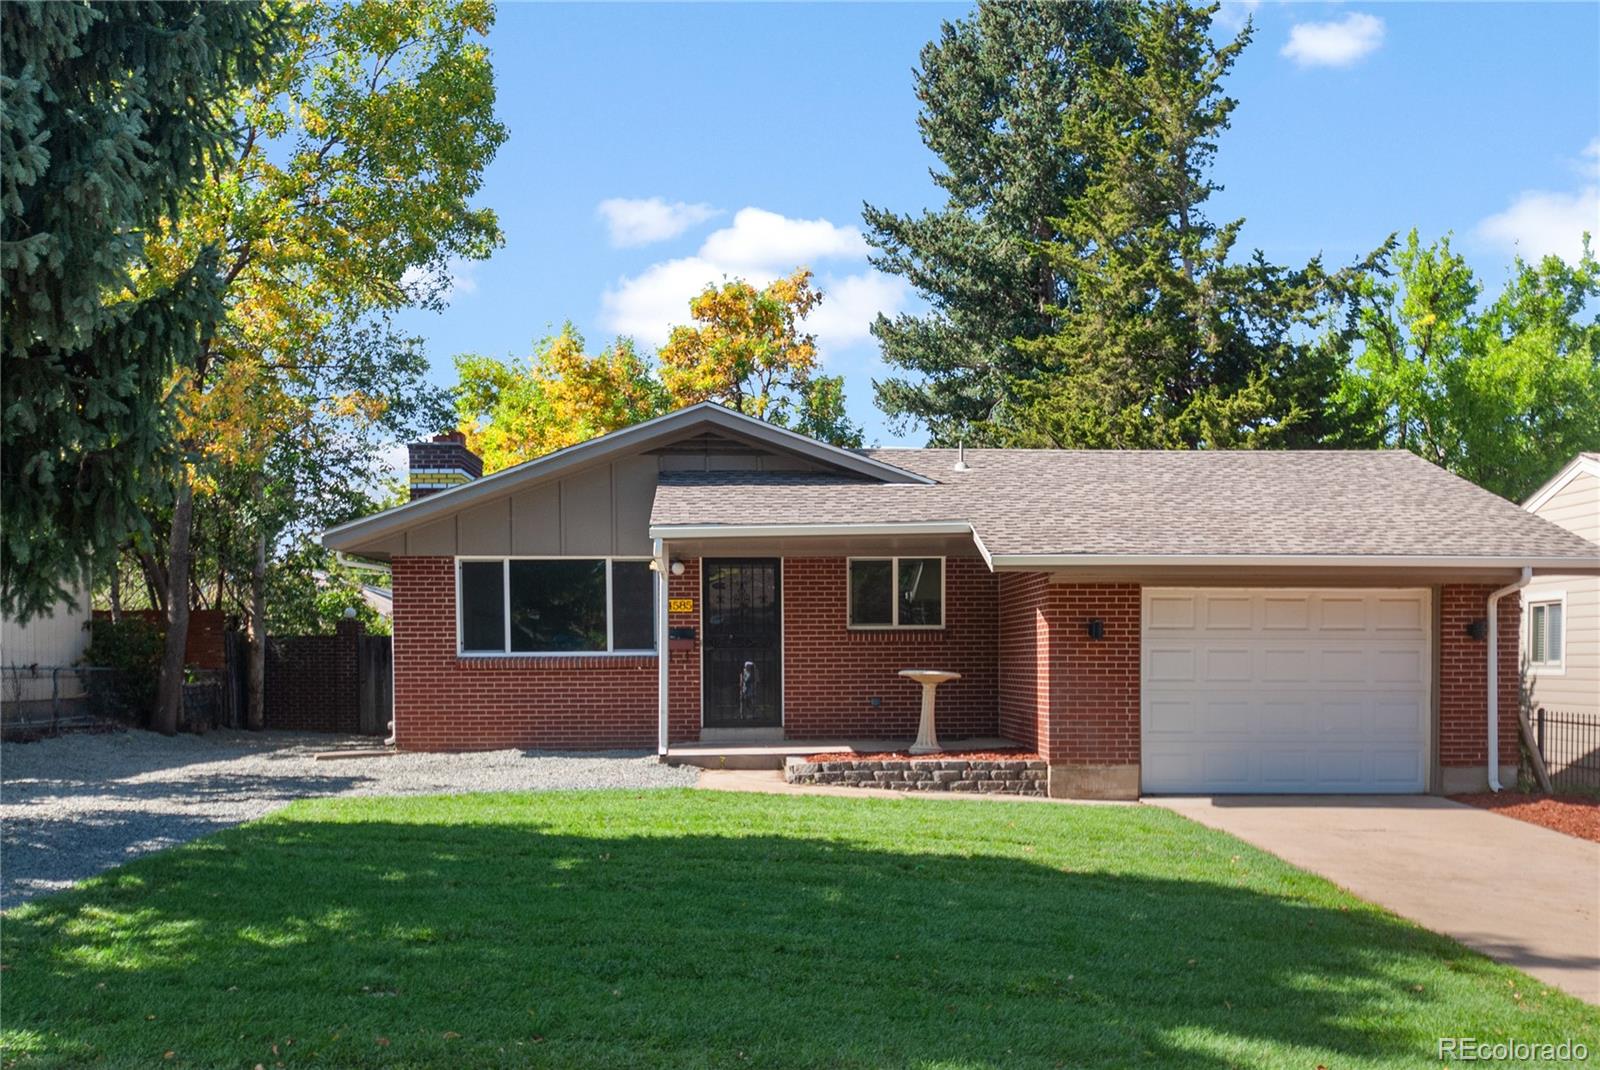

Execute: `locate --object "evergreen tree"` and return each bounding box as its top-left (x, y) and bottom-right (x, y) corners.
top-left (1, 1), bottom-right (287, 621)
top-left (862, 1), bottom-right (1129, 444)
top-left (1017, 1), bottom-right (1349, 448)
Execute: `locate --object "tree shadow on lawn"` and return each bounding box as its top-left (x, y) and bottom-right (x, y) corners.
top-left (4, 793), bottom-right (1594, 1069)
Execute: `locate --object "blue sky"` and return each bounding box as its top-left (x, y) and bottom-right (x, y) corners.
top-left (395, 1), bottom-right (1600, 450)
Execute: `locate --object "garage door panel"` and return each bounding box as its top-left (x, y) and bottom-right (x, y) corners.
top-left (1147, 647), bottom-right (1196, 682)
top-left (1314, 749), bottom-right (1365, 783)
top-left (1319, 648), bottom-right (1368, 683)
top-left (1145, 698), bottom-right (1196, 735)
top-left (1318, 597), bottom-right (1369, 630)
top-left (1147, 595), bottom-right (1197, 630)
top-left (1258, 749), bottom-right (1309, 785)
top-left (1262, 595), bottom-right (1312, 630)
top-left (1373, 648), bottom-right (1426, 685)
top-left (1376, 597), bottom-right (1425, 632)
top-left (1142, 588), bottom-right (1430, 794)
top-left (1205, 648), bottom-right (1253, 681)
top-left (1262, 649), bottom-right (1312, 682)
top-left (1200, 699), bottom-right (1255, 735)
top-left (1204, 595), bottom-right (1253, 629)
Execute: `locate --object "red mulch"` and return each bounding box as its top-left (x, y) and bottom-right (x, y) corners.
top-left (806, 749), bottom-right (1041, 763)
top-left (1450, 793), bottom-right (1600, 843)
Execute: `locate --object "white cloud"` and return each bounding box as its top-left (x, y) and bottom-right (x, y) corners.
top-left (1477, 186), bottom-right (1600, 264)
top-left (805, 271), bottom-right (909, 355)
top-left (1578, 137), bottom-right (1600, 180)
top-left (1214, 0), bottom-right (1260, 33)
top-left (401, 259), bottom-right (477, 303)
top-left (599, 208), bottom-right (902, 349)
top-left (1281, 13), bottom-right (1384, 67)
top-left (697, 208), bottom-right (870, 269)
top-left (596, 197), bottom-right (720, 247)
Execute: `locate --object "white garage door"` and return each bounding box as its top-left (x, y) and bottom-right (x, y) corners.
top-left (1141, 588), bottom-right (1431, 794)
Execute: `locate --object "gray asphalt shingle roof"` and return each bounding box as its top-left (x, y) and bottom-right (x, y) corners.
top-left (650, 449), bottom-right (1600, 561)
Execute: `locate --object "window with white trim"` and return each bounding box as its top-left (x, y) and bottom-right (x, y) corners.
top-left (1529, 599), bottom-right (1564, 668)
top-left (457, 558), bottom-right (656, 654)
top-left (848, 557), bottom-right (944, 628)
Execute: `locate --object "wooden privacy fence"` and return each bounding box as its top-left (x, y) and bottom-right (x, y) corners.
top-left (357, 632), bottom-right (392, 736)
top-left (262, 619), bottom-right (391, 736)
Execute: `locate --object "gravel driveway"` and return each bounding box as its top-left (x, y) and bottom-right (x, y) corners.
top-left (0, 729), bottom-right (697, 908)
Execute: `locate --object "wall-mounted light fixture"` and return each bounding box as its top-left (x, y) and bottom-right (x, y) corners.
top-left (1085, 618), bottom-right (1105, 640)
top-left (669, 559), bottom-right (686, 577)
top-left (1466, 618), bottom-right (1488, 641)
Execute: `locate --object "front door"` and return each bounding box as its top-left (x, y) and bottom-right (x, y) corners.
top-left (702, 559), bottom-right (782, 728)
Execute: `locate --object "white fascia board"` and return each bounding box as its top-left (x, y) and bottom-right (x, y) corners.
top-left (1523, 454), bottom-right (1600, 513)
top-left (986, 553), bottom-right (1600, 570)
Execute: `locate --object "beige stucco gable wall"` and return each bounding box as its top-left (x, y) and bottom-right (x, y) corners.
top-left (348, 441), bottom-right (830, 560)
top-left (1523, 468), bottom-right (1599, 720)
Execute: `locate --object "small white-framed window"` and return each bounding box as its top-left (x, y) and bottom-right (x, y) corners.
top-left (1529, 596), bottom-right (1565, 670)
top-left (456, 557), bottom-right (657, 656)
top-left (847, 557), bottom-right (944, 629)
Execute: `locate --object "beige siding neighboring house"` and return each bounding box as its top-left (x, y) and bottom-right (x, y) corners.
top-left (1522, 453), bottom-right (1600, 722)
top-left (1, 588), bottom-right (93, 707)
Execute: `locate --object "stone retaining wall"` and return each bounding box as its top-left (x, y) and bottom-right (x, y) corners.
top-left (785, 757), bottom-right (1047, 796)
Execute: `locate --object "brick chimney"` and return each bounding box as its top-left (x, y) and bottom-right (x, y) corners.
top-left (407, 431), bottom-right (482, 500)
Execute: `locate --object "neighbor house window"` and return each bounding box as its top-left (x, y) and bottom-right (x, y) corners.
top-left (1530, 599), bottom-right (1564, 668)
top-left (848, 557), bottom-right (943, 628)
top-left (458, 558), bottom-right (656, 654)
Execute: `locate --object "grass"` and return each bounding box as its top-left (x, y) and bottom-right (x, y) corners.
top-left (3, 790), bottom-right (1596, 1068)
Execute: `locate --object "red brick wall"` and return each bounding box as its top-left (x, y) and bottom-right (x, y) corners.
top-left (391, 556), bottom-right (659, 751)
top-left (264, 620), bottom-right (361, 733)
top-left (1042, 585), bottom-right (1141, 767)
top-left (997, 573), bottom-right (1052, 750)
top-left (780, 556), bottom-right (999, 739)
top-left (94, 608), bottom-right (228, 670)
top-left (1439, 583), bottom-right (1522, 770)
top-left (666, 558), bottom-right (701, 744)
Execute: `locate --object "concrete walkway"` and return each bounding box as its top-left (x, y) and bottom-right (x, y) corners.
top-left (1153, 795), bottom-right (1600, 1005)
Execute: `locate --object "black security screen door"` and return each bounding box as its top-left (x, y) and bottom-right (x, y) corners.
top-left (702, 559), bottom-right (782, 728)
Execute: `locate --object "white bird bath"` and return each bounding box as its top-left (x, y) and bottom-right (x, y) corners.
top-left (898, 669), bottom-right (962, 755)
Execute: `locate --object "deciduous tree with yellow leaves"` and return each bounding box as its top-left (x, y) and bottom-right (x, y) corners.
top-left (455, 269), bottom-right (863, 474)
top-left (133, 0), bottom-right (505, 733)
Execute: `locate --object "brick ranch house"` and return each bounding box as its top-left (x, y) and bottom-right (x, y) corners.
top-left (323, 403), bottom-right (1600, 799)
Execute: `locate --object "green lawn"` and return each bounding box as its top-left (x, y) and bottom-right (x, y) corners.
top-left (3, 791), bottom-right (1596, 1068)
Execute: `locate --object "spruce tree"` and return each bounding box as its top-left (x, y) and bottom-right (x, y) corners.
top-left (1017, 1), bottom-right (1348, 448)
top-left (1, 1), bottom-right (286, 620)
top-left (862, 0), bottom-right (1129, 444)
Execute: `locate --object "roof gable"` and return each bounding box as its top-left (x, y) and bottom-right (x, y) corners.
top-left (324, 402), bottom-right (930, 551)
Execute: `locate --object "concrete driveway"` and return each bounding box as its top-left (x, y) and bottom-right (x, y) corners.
top-left (1154, 795), bottom-right (1600, 1004)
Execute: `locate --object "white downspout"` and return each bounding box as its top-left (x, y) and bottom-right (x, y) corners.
top-left (655, 537), bottom-right (669, 757)
top-left (1486, 566), bottom-right (1533, 792)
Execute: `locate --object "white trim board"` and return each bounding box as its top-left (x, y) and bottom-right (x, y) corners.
top-left (1523, 453), bottom-right (1600, 514)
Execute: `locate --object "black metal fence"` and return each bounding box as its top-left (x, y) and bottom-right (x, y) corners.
top-left (1534, 707), bottom-right (1600, 791)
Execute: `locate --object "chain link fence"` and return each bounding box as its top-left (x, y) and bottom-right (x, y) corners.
top-left (2, 665), bottom-right (234, 739)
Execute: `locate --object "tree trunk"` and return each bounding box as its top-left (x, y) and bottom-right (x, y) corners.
top-left (247, 520), bottom-right (266, 731)
top-left (153, 472), bottom-right (195, 736)
top-left (108, 559), bottom-right (122, 623)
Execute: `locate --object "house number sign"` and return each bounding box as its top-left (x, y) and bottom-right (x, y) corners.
top-left (668, 598), bottom-right (694, 614)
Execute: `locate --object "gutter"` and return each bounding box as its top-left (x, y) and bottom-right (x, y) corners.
top-left (1486, 567), bottom-right (1532, 792)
